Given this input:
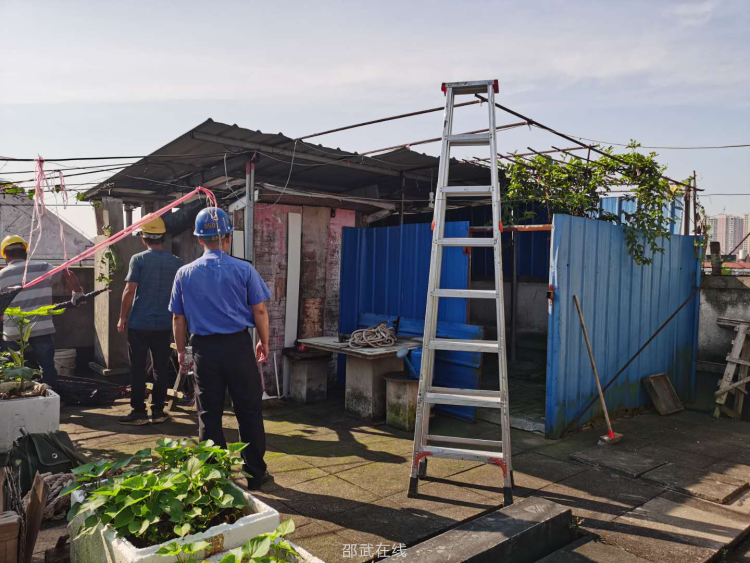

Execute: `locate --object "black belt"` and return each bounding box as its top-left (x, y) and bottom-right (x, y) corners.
top-left (191, 330), bottom-right (250, 341)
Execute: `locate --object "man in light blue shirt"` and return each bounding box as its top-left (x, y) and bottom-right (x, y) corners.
top-left (117, 216), bottom-right (182, 426)
top-left (169, 207), bottom-right (272, 490)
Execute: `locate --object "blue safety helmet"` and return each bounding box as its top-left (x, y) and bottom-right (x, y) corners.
top-left (194, 207), bottom-right (234, 238)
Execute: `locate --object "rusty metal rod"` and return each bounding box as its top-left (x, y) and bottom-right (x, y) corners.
top-left (361, 121), bottom-right (527, 156)
top-left (470, 225), bottom-right (552, 233)
top-left (552, 146), bottom-right (594, 164)
top-left (561, 287), bottom-right (698, 437)
top-left (295, 100), bottom-right (481, 141)
top-left (475, 94), bottom-right (692, 189)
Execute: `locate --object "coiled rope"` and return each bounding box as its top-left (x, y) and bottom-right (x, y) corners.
top-left (22, 472), bottom-right (75, 521)
top-left (348, 322), bottom-right (396, 348)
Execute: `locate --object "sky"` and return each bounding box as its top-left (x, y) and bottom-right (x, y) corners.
top-left (1, 0), bottom-right (749, 238)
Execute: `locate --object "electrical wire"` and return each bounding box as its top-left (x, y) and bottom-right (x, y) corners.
top-left (566, 136), bottom-right (750, 151)
top-left (255, 141), bottom-right (299, 210)
top-left (4, 165), bottom-right (130, 185)
top-left (0, 150), bottom-right (252, 163)
top-left (2, 162), bottom-right (139, 175)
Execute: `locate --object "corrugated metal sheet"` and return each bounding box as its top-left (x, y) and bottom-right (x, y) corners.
top-left (546, 214), bottom-right (700, 437)
top-left (85, 120), bottom-right (491, 204)
top-left (471, 197), bottom-right (683, 279)
top-left (340, 222), bottom-right (470, 328)
top-left (472, 231), bottom-right (551, 279)
top-left (339, 221), bottom-right (482, 419)
top-left (598, 196), bottom-right (684, 235)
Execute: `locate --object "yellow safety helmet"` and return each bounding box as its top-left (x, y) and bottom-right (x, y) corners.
top-left (0, 235), bottom-right (28, 259)
top-left (139, 215), bottom-right (166, 239)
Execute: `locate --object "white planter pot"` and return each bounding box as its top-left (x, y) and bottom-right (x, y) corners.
top-left (70, 485), bottom-right (280, 563)
top-left (0, 388), bottom-right (59, 453)
top-left (201, 539), bottom-right (324, 563)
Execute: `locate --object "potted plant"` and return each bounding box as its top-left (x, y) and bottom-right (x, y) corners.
top-left (0, 305), bottom-right (64, 452)
top-left (0, 305), bottom-right (64, 394)
top-left (154, 521), bottom-right (324, 562)
top-left (65, 438), bottom-right (285, 563)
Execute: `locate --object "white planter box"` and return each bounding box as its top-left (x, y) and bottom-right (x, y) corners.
top-left (0, 388), bottom-right (59, 453)
top-left (70, 485), bottom-right (280, 563)
top-left (202, 539), bottom-right (324, 563)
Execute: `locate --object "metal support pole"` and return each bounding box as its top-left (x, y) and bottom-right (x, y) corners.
top-left (245, 161), bottom-right (255, 263)
top-left (682, 186), bottom-right (691, 236)
top-left (693, 173), bottom-right (700, 237)
top-left (510, 232), bottom-right (518, 363)
top-left (398, 175), bottom-right (405, 320)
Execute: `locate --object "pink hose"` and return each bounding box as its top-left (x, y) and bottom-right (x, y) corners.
top-left (23, 186), bottom-right (218, 289)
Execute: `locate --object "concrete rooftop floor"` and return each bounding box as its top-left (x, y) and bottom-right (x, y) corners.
top-left (31, 397), bottom-right (750, 563)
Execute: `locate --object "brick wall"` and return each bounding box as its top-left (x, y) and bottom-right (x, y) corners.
top-left (253, 204), bottom-right (355, 391)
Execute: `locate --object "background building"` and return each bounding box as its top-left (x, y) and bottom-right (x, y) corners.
top-left (710, 214), bottom-right (744, 256)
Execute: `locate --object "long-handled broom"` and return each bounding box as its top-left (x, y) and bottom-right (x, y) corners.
top-left (573, 295), bottom-right (623, 444)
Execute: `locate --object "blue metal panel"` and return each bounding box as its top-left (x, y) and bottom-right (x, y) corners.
top-left (545, 214), bottom-right (699, 437)
top-left (598, 196), bottom-right (683, 235)
top-left (338, 222), bottom-right (477, 418)
top-left (339, 221), bottom-right (469, 325)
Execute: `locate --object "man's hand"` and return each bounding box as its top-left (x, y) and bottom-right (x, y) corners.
top-left (71, 291), bottom-right (85, 307)
top-left (178, 350), bottom-right (189, 370)
top-left (117, 317), bottom-right (127, 333)
top-left (255, 340), bottom-right (268, 364)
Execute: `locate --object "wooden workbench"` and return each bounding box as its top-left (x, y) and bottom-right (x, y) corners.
top-left (298, 336), bottom-right (422, 420)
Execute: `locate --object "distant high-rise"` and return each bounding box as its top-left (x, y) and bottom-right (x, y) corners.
top-left (710, 214), bottom-right (745, 256)
top-left (743, 214), bottom-right (750, 257)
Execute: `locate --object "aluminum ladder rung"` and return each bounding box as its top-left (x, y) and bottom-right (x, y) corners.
top-left (424, 435), bottom-right (504, 448)
top-left (443, 80), bottom-right (498, 95)
top-left (446, 133), bottom-right (491, 147)
top-left (425, 390), bottom-right (505, 408)
top-left (432, 289), bottom-right (497, 299)
top-left (437, 237), bottom-right (494, 247)
top-left (428, 385), bottom-right (500, 396)
top-left (429, 339), bottom-right (500, 353)
top-left (440, 185), bottom-right (492, 197)
top-left (422, 445), bottom-right (505, 463)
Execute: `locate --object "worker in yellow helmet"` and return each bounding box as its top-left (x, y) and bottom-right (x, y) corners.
top-left (117, 215), bottom-right (183, 426)
top-left (0, 235), bottom-right (83, 389)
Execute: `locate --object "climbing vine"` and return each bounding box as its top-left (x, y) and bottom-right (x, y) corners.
top-left (97, 225), bottom-right (121, 284)
top-left (500, 141), bottom-right (690, 266)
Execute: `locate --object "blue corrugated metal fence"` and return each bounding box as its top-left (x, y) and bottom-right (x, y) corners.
top-left (546, 214), bottom-right (700, 437)
top-left (339, 221), bottom-right (481, 419)
top-left (472, 196), bottom-right (683, 280)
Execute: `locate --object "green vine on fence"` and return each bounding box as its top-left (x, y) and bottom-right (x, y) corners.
top-left (500, 141), bottom-right (693, 266)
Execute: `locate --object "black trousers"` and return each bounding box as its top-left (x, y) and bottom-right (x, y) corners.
top-left (192, 331), bottom-right (267, 481)
top-left (128, 329), bottom-right (171, 412)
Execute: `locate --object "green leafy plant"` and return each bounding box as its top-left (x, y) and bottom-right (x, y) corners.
top-left (0, 305), bottom-right (65, 383)
top-left (64, 439), bottom-right (253, 548)
top-left (156, 520), bottom-right (298, 563)
top-left (96, 225), bottom-right (121, 284)
top-left (501, 141), bottom-right (689, 266)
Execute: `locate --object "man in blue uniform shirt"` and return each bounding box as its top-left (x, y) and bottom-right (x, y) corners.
top-left (169, 207), bottom-right (272, 490)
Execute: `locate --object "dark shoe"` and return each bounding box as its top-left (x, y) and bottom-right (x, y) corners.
top-left (118, 410), bottom-right (150, 426)
top-left (246, 471), bottom-right (272, 491)
top-left (150, 410), bottom-right (171, 424)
